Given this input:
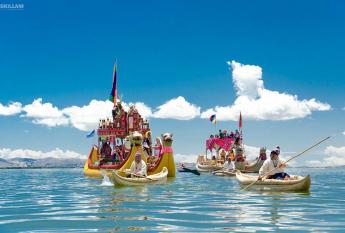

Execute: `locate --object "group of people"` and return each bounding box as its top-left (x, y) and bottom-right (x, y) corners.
top-left (220, 145), bottom-right (292, 180)
top-left (210, 129), bottom-right (242, 141)
top-left (99, 118), bottom-right (114, 129)
top-left (99, 140), bottom-right (128, 165)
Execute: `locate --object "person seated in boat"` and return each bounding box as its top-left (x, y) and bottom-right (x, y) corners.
top-left (258, 147), bottom-right (267, 161)
top-left (143, 131), bottom-right (152, 156)
top-left (100, 141), bottom-right (112, 164)
top-left (112, 146), bottom-right (123, 162)
top-left (258, 150), bottom-right (290, 180)
top-left (218, 149), bottom-right (226, 164)
top-left (153, 137), bottom-right (162, 157)
top-left (223, 155), bottom-right (234, 170)
top-left (211, 155), bottom-right (217, 166)
top-left (234, 147), bottom-right (248, 170)
top-left (129, 152), bottom-right (147, 177)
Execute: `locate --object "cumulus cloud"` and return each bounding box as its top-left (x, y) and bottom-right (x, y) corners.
top-left (0, 147), bottom-right (86, 160)
top-left (12, 97), bottom-right (197, 131)
top-left (0, 102), bottom-right (22, 116)
top-left (201, 61), bottom-right (331, 121)
top-left (63, 100), bottom-right (113, 131)
top-left (153, 96), bottom-right (200, 120)
top-left (306, 145), bottom-right (345, 167)
top-left (22, 98), bottom-right (69, 127)
top-left (343, 131), bottom-right (345, 136)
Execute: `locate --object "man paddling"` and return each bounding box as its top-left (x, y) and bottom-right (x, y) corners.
top-left (258, 150), bottom-right (290, 180)
top-left (129, 152), bottom-right (147, 177)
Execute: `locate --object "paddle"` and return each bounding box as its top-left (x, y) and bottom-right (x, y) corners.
top-left (240, 136), bottom-right (331, 191)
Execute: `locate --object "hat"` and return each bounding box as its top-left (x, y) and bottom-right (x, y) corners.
top-left (236, 147), bottom-right (243, 153)
top-left (135, 152), bottom-right (141, 157)
top-left (270, 150), bottom-right (278, 158)
top-left (260, 147), bottom-right (266, 153)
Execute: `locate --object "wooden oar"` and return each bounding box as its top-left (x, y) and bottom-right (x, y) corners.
top-left (240, 136), bottom-right (331, 191)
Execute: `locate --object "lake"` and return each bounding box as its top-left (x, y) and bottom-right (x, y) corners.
top-left (0, 167), bottom-right (344, 232)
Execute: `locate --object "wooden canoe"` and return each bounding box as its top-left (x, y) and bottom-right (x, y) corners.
top-left (111, 167), bottom-right (168, 186)
top-left (236, 171), bottom-right (311, 192)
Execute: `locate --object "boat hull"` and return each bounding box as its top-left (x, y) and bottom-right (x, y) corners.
top-left (236, 172), bottom-right (311, 192)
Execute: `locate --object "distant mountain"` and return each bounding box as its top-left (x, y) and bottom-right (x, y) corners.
top-left (0, 157), bottom-right (84, 168)
top-left (0, 158), bottom-right (17, 168)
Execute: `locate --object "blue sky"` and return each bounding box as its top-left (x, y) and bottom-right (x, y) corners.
top-left (0, 0), bottom-right (344, 165)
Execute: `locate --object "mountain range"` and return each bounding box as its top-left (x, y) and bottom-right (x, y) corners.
top-left (0, 157), bottom-right (84, 168)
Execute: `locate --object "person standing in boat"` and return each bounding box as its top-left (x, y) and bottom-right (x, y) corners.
top-left (129, 152), bottom-right (147, 177)
top-left (259, 150), bottom-right (290, 180)
top-left (153, 137), bottom-right (162, 157)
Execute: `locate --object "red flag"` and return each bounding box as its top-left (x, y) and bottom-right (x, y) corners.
top-left (239, 112), bottom-right (242, 129)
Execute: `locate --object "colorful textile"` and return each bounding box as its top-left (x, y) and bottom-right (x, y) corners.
top-left (206, 138), bottom-right (234, 151)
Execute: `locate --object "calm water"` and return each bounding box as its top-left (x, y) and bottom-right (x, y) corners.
top-left (1, 168), bottom-right (345, 232)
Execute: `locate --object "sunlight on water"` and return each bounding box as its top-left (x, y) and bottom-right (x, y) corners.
top-left (0, 168), bottom-right (345, 232)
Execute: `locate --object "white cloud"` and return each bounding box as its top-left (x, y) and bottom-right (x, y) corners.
top-left (0, 147), bottom-right (86, 160)
top-left (153, 96), bottom-right (200, 120)
top-left (201, 61), bottom-right (331, 121)
top-left (343, 131), bottom-right (345, 136)
top-left (174, 153), bottom-right (198, 163)
top-left (17, 99), bottom-right (154, 131)
top-left (22, 98), bottom-right (69, 127)
top-left (306, 145), bottom-right (345, 167)
top-left (63, 100), bottom-right (113, 131)
top-left (0, 102), bottom-right (22, 116)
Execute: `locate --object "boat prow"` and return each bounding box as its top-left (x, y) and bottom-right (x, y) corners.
top-left (236, 171), bottom-right (311, 192)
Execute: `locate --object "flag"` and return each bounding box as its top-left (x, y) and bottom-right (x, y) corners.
top-left (86, 129), bottom-right (95, 138)
top-left (209, 114), bottom-right (216, 124)
top-left (108, 62), bottom-right (117, 106)
top-left (239, 112), bottom-right (242, 129)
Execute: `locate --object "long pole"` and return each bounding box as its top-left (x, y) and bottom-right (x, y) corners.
top-left (240, 136), bottom-right (331, 191)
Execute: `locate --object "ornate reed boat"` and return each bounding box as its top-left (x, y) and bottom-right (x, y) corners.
top-left (83, 64), bottom-right (175, 178)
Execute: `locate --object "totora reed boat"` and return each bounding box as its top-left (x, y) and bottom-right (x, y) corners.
top-left (236, 171), bottom-right (311, 192)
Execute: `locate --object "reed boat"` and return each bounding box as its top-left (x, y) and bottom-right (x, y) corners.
top-left (111, 167), bottom-right (168, 186)
top-left (83, 64), bottom-right (176, 178)
top-left (212, 169), bottom-right (236, 177)
top-left (236, 171), bottom-right (311, 192)
top-left (195, 162), bottom-right (223, 172)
